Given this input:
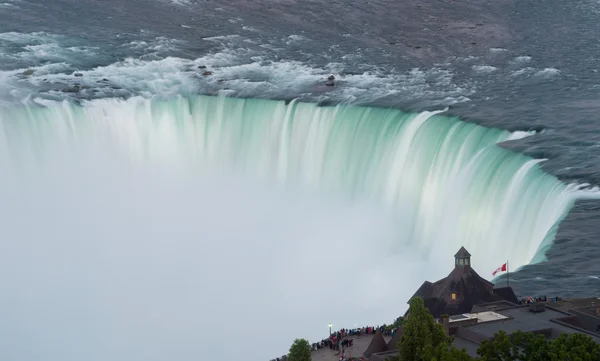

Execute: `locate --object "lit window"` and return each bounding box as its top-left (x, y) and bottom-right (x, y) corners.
top-left (451, 293), bottom-right (457, 300)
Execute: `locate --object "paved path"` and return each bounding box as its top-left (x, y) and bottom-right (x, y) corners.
top-left (311, 335), bottom-right (392, 361)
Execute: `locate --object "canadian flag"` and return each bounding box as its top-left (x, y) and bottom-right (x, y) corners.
top-left (493, 263), bottom-right (507, 276)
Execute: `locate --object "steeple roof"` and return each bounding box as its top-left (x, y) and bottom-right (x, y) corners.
top-left (406, 246), bottom-right (517, 317)
top-left (454, 246), bottom-right (471, 258)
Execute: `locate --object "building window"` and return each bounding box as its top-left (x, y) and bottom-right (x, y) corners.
top-left (457, 258), bottom-right (470, 266)
top-left (451, 293), bottom-right (457, 300)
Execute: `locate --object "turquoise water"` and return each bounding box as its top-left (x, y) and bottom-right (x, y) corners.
top-left (1, 95), bottom-right (590, 274)
top-left (2, 1), bottom-right (600, 357)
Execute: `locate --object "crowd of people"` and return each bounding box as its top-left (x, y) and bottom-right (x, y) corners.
top-left (518, 295), bottom-right (560, 304)
top-left (270, 324), bottom-right (399, 361)
top-left (269, 295), bottom-right (575, 360)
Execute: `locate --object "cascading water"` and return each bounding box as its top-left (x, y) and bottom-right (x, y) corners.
top-left (0, 94), bottom-right (587, 275)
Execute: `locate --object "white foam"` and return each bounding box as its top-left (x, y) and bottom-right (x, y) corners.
top-left (511, 67), bottom-right (560, 79)
top-left (242, 26), bottom-right (258, 32)
top-left (18, 43), bottom-right (97, 62)
top-left (472, 65), bottom-right (497, 74)
top-left (1, 42), bottom-right (474, 107)
top-left (452, 55), bottom-right (479, 62)
top-left (513, 55), bottom-right (532, 63)
top-left (0, 31), bottom-right (58, 44)
top-left (535, 68), bottom-right (560, 77)
top-left (0, 2), bottom-right (17, 9)
top-left (0, 62), bottom-right (72, 103)
top-left (490, 47), bottom-right (507, 53)
top-left (286, 35), bottom-right (308, 44)
top-left (510, 67), bottom-right (534, 77)
top-left (123, 37), bottom-right (185, 54)
top-left (569, 183), bottom-right (600, 198)
top-left (505, 130), bottom-right (537, 141)
top-left (202, 34), bottom-right (241, 42)
top-left (0, 31), bottom-right (98, 67)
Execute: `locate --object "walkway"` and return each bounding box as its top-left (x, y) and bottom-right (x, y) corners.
top-left (311, 334), bottom-right (392, 361)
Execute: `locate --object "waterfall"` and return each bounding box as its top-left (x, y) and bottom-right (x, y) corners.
top-left (4, 93), bottom-right (598, 361)
top-left (0, 94), bottom-right (585, 275)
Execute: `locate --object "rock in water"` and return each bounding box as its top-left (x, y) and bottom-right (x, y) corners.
top-left (61, 85), bottom-right (81, 93)
top-left (202, 71), bottom-right (213, 76)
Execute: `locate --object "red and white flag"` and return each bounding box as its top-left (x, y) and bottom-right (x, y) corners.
top-left (493, 263), bottom-right (507, 276)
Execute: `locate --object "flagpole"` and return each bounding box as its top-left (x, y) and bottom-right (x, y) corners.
top-left (507, 260), bottom-right (509, 287)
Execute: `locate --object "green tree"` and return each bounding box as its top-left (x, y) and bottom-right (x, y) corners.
top-left (547, 333), bottom-right (600, 361)
top-left (477, 330), bottom-right (600, 361)
top-left (388, 338), bottom-right (474, 361)
top-left (393, 316), bottom-right (405, 328)
top-left (385, 316), bottom-right (405, 332)
top-left (288, 338), bottom-right (311, 361)
top-left (398, 297), bottom-right (451, 361)
top-left (430, 342), bottom-right (476, 361)
top-left (477, 330), bottom-right (540, 361)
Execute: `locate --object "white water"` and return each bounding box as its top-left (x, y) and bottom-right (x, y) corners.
top-left (0, 94), bottom-right (592, 361)
top-left (0, 94), bottom-right (580, 268)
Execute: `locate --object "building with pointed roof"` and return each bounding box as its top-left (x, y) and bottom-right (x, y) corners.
top-left (351, 248), bottom-right (600, 361)
top-left (363, 330), bottom-right (388, 358)
top-left (406, 246), bottom-right (518, 318)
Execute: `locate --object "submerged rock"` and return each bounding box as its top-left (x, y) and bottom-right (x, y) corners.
top-left (325, 80), bottom-right (335, 86)
top-left (202, 71), bottom-right (213, 76)
top-left (198, 65), bottom-right (207, 69)
top-left (327, 75), bottom-right (335, 81)
top-left (74, 72), bottom-right (83, 77)
top-left (22, 69), bottom-right (34, 76)
top-left (61, 85), bottom-right (81, 93)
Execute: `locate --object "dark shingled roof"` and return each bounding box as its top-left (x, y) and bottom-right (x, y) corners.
top-left (363, 330), bottom-right (388, 358)
top-left (493, 287), bottom-right (519, 304)
top-left (407, 247), bottom-right (518, 318)
top-left (455, 246), bottom-right (471, 258)
top-left (413, 281), bottom-right (434, 297)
